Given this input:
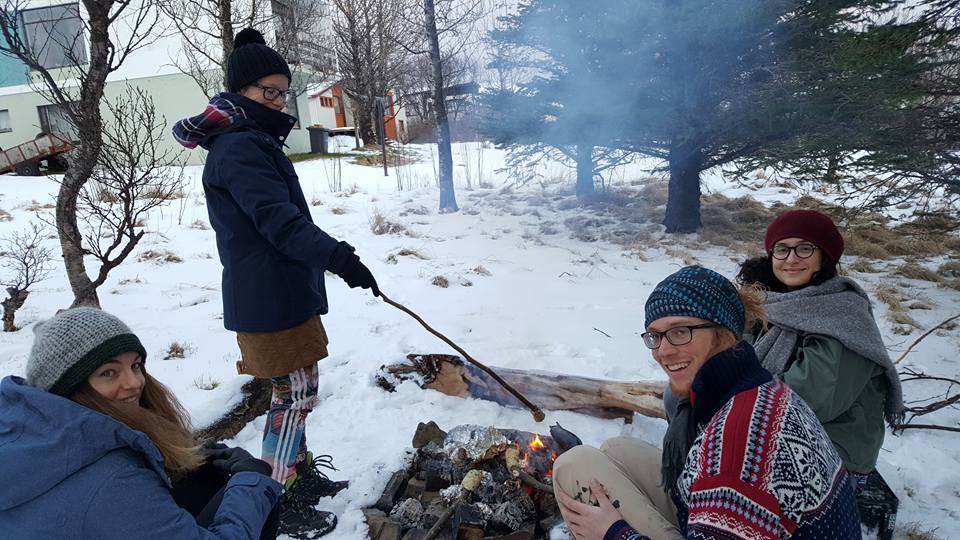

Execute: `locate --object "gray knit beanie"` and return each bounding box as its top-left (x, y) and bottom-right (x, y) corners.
top-left (25, 307), bottom-right (148, 397)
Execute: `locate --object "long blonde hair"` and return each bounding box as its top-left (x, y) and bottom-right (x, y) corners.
top-left (71, 369), bottom-right (204, 480)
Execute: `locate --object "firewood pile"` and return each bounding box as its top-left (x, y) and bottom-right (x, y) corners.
top-left (364, 422), bottom-right (576, 540)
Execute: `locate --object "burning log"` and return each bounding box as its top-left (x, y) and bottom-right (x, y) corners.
top-left (378, 354), bottom-right (665, 421)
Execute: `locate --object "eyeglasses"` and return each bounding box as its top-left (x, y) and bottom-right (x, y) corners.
top-left (641, 323), bottom-right (717, 349)
top-left (250, 83), bottom-right (293, 102)
top-left (770, 243), bottom-right (818, 260)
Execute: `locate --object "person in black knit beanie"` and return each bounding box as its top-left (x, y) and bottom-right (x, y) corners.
top-left (173, 28), bottom-right (378, 539)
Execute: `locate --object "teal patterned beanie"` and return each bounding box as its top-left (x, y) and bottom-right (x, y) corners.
top-left (644, 266), bottom-right (745, 337)
top-left (25, 307), bottom-right (147, 397)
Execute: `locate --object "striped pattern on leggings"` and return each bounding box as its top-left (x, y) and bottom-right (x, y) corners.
top-left (261, 364), bottom-right (319, 485)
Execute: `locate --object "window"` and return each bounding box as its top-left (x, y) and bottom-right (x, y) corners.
top-left (20, 3), bottom-right (87, 69)
top-left (319, 96), bottom-right (335, 108)
top-left (0, 109), bottom-right (11, 133)
top-left (37, 103), bottom-right (74, 136)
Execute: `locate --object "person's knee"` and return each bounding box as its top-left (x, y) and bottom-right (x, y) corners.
top-left (600, 437), bottom-right (660, 466)
top-left (553, 445), bottom-right (605, 493)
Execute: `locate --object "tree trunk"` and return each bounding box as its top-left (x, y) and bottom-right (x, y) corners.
top-left (380, 354), bottom-right (666, 421)
top-left (575, 143), bottom-right (595, 198)
top-left (663, 141), bottom-right (703, 233)
top-left (58, 0), bottom-right (117, 309)
top-left (2, 289), bottom-right (29, 332)
top-left (219, 0), bottom-right (234, 93)
top-left (424, 0), bottom-right (458, 213)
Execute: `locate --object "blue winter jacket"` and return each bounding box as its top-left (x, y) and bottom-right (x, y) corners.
top-left (0, 376), bottom-right (282, 539)
top-left (195, 93), bottom-right (354, 332)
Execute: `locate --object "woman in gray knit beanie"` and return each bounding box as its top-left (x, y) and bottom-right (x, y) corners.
top-left (1, 307), bottom-right (283, 539)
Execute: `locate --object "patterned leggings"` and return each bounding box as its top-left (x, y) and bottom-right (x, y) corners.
top-left (261, 364), bottom-right (319, 485)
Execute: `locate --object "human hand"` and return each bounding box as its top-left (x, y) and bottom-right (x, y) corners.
top-left (337, 255), bottom-right (381, 297)
top-left (207, 446), bottom-right (272, 477)
top-left (556, 479), bottom-right (624, 540)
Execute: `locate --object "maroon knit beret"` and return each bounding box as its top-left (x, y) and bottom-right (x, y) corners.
top-left (764, 209), bottom-right (844, 262)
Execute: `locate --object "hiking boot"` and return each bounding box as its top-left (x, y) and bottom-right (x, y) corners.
top-left (278, 498), bottom-right (338, 540)
top-left (286, 453), bottom-right (349, 507)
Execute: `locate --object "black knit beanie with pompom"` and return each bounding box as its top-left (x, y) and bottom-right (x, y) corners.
top-left (225, 28), bottom-right (291, 93)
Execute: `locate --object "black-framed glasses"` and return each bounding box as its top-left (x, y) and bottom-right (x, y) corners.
top-left (250, 83), bottom-right (293, 102)
top-left (641, 323), bottom-right (717, 349)
top-left (770, 243), bottom-right (818, 260)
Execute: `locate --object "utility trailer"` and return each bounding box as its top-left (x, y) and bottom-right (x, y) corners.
top-left (0, 132), bottom-right (74, 176)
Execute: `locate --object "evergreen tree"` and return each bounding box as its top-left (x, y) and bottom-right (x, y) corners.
top-left (486, 0), bottom-right (950, 232)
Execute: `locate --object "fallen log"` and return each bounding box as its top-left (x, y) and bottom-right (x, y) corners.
top-left (377, 354), bottom-right (666, 421)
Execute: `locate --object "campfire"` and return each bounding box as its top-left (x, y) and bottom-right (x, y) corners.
top-left (364, 422), bottom-right (579, 540)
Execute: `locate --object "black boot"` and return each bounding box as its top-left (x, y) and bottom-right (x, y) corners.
top-left (289, 453), bottom-right (349, 507)
top-left (277, 453), bottom-right (348, 539)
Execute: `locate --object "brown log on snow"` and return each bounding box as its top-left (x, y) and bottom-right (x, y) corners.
top-left (377, 354), bottom-right (666, 421)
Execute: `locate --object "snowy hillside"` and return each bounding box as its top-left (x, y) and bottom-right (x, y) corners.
top-left (1, 142), bottom-right (957, 539)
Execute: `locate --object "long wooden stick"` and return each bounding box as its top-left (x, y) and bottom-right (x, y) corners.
top-left (895, 313), bottom-right (960, 364)
top-left (379, 292), bottom-right (546, 422)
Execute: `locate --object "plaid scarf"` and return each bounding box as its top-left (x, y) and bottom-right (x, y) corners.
top-left (172, 95), bottom-right (247, 149)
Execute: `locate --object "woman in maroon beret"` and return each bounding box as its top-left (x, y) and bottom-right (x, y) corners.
top-left (737, 209), bottom-right (903, 489)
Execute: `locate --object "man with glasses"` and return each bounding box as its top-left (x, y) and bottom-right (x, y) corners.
top-left (173, 27), bottom-right (379, 539)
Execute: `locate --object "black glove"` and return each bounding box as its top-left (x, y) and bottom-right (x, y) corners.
top-left (339, 256), bottom-right (380, 297)
top-left (205, 445), bottom-right (272, 477)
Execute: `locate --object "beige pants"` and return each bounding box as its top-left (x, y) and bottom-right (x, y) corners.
top-left (553, 437), bottom-right (683, 540)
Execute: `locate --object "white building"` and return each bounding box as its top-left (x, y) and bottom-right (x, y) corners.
top-left (0, 0), bottom-right (340, 166)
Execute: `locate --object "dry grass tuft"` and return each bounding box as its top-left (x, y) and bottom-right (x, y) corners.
top-left (331, 207), bottom-right (348, 215)
top-left (189, 219), bottom-right (209, 230)
top-left (938, 261), bottom-right (960, 279)
top-left (138, 249), bottom-right (183, 264)
top-left (193, 375), bottom-right (220, 391)
top-left (896, 263), bottom-right (943, 283)
top-left (370, 211), bottom-right (407, 236)
top-left (901, 522), bottom-right (942, 540)
top-left (0, 208), bottom-right (12, 222)
top-left (163, 342), bottom-right (189, 360)
top-left (431, 275), bottom-right (449, 288)
top-left (875, 284), bottom-right (905, 313)
top-left (143, 189), bottom-right (185, 201)
top-left (472, 265), bottom-right (492, 276)
top-left (24, 200), bottom-right (55, 212)
top-left (847, 259), bottom-right (880, 273)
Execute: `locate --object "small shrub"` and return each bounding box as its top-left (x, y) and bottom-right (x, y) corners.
top-left (431, 275), bottom-right (449, 288)
top-left (163, 342), bottom-right (190, 360)
top-left (875, 284), bottom-right (905, 313)
top-left (189, 219), bottom-right (209, 230)
top-left (138, 249), bottom-right (183, 264)
top-left (370, 211), bottom-right (407, 235)
top-left (331, 207), bottom-right (348, 215)
top-left (311, 198), bottom-right (323, 206)
top-left (0, 209), bottom-right (12, 222)
top-left (901, 522), bottom-right (942, 540)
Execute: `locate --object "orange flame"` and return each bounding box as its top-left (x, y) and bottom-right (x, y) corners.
top-left (529, 434), bottom-right (546, 451)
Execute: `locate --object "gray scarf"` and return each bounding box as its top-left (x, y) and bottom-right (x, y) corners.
top-left (753, 276), bottom-right (904, 426)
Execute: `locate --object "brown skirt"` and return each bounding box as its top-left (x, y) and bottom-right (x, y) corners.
top-left (235, 315), bottom-right (329, 378)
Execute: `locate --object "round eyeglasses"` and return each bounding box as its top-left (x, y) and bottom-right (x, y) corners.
top-left (770, 243), bottom-right (818, 260)
top-left (641, 323), bottom-right (717, 349)
top-left (250, 83), bottom-right (293, 103)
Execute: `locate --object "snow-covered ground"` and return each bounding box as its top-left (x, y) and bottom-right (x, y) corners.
top-left (1, 142), bottom-right (957, 539)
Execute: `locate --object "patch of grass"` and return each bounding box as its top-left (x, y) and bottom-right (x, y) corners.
top-left (847, 259), bottom-right (880, 273)
top-left (431, 275), bottom-right (449, 288)
top-left (138, 249), bottom-right (183, 264)
top-left (369, 211), bottom-right (407, 236)
top-left (901, 522), bottom-right (942, 540)
top-left (193, 375), bottom-right (220, 391)
top-left (143, 189), bottom-right (185, 201)
top-left (472, 265), bottom-right (492, 276)
top-left (386, 248), bottom-right (428, 264)
top-left (938, 261), bottom-right (960, 279)
top-left (287, 151), bottom-right (358, 163)
top-left (896, 263), bottom-right (943, 283)
top-left (163, 341), bottom-right (191, 360)
top-left (311, 197), bottom-right (323, 206)
top-left (330, 206), bottom-right (348, 215)
top-left (908, 301), bottom-right (933, 310)
top-left (189, 219), bottom-right (209, 230)
top-left (24, 200), bottom-right (55, 212)
top-left (0, 208), bottom-right (11, 222)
